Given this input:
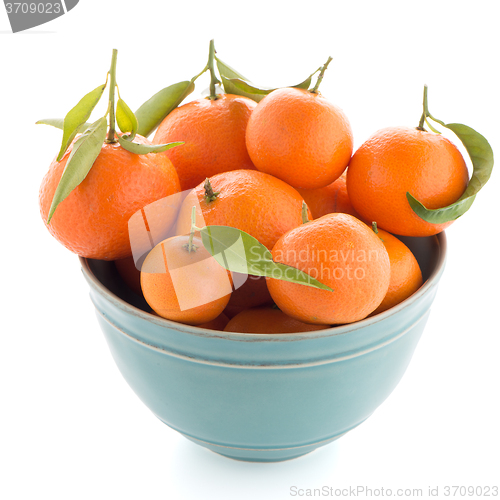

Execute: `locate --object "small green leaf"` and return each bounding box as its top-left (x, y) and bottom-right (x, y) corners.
top-left (220, 77), bottom-right (272, 96)
top-left (135, 81), bottom-right (195, 138)
top-left (36, 118), bottom-right (92, 134)
top-left (407, 122), bottom-right (494, 224)
top-left (116, 98), bottom-right (138, 140)
top-left (217, 55), bottom-right (318, 102)
top-left (57, 83), bottom-right (107, 161)
top-left (47, 117), bottom-right (107, 223)
top-left (117, 135), bottom-right (184, 155)
top-left (200, 225), bottom-right (333, 291)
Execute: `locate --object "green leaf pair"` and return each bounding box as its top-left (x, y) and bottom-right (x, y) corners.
top-left (407, 88), bottom-right (494, 224)
top-left (199, 225), bottom-right (332, 292)
top-left (216, 57), bottom-right (319, 102)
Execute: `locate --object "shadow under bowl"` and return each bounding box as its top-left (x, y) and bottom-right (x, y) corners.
top-left (80, 233), bottom-right (446, 462)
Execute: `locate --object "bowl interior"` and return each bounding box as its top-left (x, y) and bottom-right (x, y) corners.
top-left (85, 233), bottom-right (444, 319)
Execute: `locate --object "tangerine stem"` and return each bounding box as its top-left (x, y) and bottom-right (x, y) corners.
top-left (185, 205), bottom-right (198, 253)
top-left (106, 49), bottom-right (118, 143)
top-left (417, 84), bottom-right (429, 131)
top-left (372, 221), bottom-right (379, 234)
top-left (207, 39), bottom-right (221, 100)
top-left (204, 177), bottom-right (219, 203)
top-left (302, 201), bottom-right (310, 224)
top-left (311, 56), bottom-right (332, 93)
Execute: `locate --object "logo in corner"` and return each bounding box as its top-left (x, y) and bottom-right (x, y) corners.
top-left (3, 1), bottom-right (79, 33)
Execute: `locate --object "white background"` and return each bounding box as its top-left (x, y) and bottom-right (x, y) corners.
top-left (1, 1), bottom-right (499, 499)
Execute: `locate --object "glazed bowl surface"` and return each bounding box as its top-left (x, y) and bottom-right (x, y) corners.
top-left (80, 233), bottom-right (446, 462)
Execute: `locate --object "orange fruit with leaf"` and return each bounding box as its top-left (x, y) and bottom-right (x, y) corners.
top-left (347, 86), bottom-right (493, 237)
top-left (40, 136), bottom-right (181, 260)
top-left (38, 49), bottom-right (182, 260)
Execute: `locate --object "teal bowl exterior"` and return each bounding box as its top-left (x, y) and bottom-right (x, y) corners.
top-left (80, 233), bottom-right (446, 462)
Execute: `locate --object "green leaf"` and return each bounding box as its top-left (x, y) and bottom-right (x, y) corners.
top-left (36, 118), bottom-right (92, 134)
top-left (216, 57), bottom-right (266, 103)
top-left (407, 122), bottom-right (494, 224)
top-left (220, 74), bottom-right (315, 98)
top-left (47, 117), bottom-right (107, 223)
top-left (116, 98), bottom-right (138, 140)
top-left (117, 135), bottom-right (184, 155)
top-left (56, 83), bottom-right (107, 161)
top-left (135, 81), bottom-right (195, 138)
top-left (220, 76), bottom-right (272, 96)
top-left (200, 225), bottom-right (333, 291)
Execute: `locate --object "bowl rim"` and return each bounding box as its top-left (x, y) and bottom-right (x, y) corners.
top-left (80, 232), bottom-right (446, 342)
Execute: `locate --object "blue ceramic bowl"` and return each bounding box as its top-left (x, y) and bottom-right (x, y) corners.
top-left (80, 233), bottom-right (446, 462)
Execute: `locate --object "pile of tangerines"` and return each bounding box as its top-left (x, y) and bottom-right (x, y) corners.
top-left (38, 43), bottom-right (493, 334)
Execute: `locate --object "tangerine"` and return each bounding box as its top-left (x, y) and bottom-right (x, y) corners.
top-left (197, 313), bottom-right (230, 331)
top-left (153, 94), bottom-right (257, 190)
top-left (176, 170), bottom-right (307, 250)
top-left (371, 226), bottom-right (423, 315)
top-left (267, 213), bottom-right (390, 325)
top-left (297, 173), bottom-right (360, 220)
top-left (224, 307), bottom-right (329, 334)
top-left (39, 136), bottom-right (181, 260)
top-left (140, 235), bottom-right (232, 325)
top-left (224, 274), bottom-right (274, 318)
top-left (245, 87), bottom-right (353, 189)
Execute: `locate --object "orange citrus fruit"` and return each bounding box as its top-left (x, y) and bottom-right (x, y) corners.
top-left (297, 172), bottom-right (360, 220)
top-left (176, 170), bottom-right (307, 250)
top-left (224, 307), bottom-right (329, 334)
top-left (153, 94), bottom-right (257, 190)
top-left (245, 87), bottom-right (353, 189)
top-left (267, 213), bottom-right (390, 325)
top-left (39, 136), bottom-right (181, 260)
top-left (140, 235), bottom-right (232, 325)
top-left (197, 313), bottom-right (230, 331)
top-left (224, 274), bottom-right (274, 318)
top-left (371, 227), bottom-right (423, 315)
top-left (346, 126), bottom-right (469, 237)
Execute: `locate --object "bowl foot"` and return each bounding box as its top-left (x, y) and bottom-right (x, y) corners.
top-left (175, 429), bottom-right (349, 463)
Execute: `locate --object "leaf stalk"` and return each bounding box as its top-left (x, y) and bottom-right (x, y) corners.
top-left (207, 40), bottom-right (221, 100)
top-left (311, 56), bottom-right (332, 93)
top-left (106, 49), bottom-right (118, 143)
